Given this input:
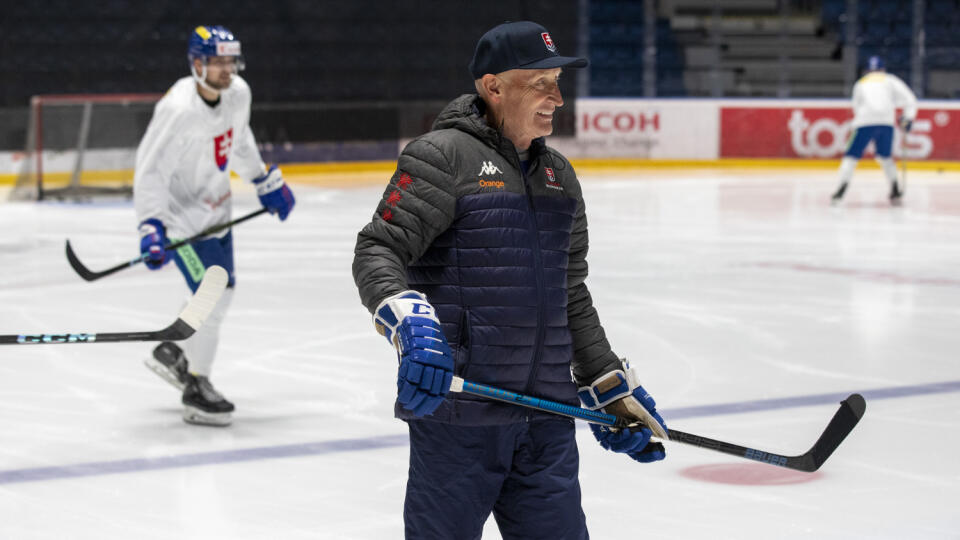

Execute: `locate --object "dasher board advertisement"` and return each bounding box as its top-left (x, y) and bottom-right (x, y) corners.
top-left (574, 99), bottom-right (719, 159)
top-left (719, 100), bottom-right (960, 161)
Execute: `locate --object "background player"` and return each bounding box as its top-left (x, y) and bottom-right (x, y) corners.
top-left (135, 25), bottom-right (295, 426)
top-left (831, 55), bottom-right (917, 206)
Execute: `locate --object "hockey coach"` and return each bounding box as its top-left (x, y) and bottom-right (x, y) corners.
top-left (353, 20), bottom-right (668, 539)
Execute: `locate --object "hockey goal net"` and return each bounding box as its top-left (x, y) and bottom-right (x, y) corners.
top-left (10, 93), bottom-right (162, 201)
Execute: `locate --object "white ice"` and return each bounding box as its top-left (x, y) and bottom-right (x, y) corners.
top-left (1, 168), bottom-right (958, 539)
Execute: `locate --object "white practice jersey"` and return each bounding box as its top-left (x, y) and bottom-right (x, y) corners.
top-left (850, 71), bottom-right (918, 129)
top-left (134, 75), bottom-right (265, 239)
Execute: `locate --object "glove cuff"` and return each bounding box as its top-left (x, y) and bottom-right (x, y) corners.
top-left (138, 218), bottom-right (165, 240)
top-left (578, 359), bottom-right (639, 410)
top-left (372, 290), bottom-right (433, 349)
top-left (253, 165), bottom-right (284, 196)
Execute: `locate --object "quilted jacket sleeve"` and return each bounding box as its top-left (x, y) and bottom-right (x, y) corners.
top-left (564, 162), bottom-right (621, 386)
top-left (353, 136), bottom-right (458, 312)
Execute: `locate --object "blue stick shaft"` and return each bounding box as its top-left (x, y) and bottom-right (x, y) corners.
top-left (450, 377), bottom-right (863, 473)
top-left (453, 377), bottom-right (621, 426)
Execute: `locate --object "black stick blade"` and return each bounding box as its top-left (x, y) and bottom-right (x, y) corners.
top-left (0, 265), bottom-right (228, 345)
top-left (65, 240), bottom-right (98, 281)
top-left (65, 240), bottom-right (138, 282)
top-left (799, 393), bottom-right (866, 472)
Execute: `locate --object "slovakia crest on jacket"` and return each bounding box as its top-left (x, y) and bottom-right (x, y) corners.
top-left (214, 128), bottom-right (233, 171)
top-left (544, 167), bottom-right (563, 191)
top-left (541, 32), bottom-right (557, 53)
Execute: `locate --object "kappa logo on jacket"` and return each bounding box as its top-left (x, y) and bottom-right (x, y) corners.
top-left (214, 128), bottom-right (233, 171)
top-left (478, 161), bottom-right (503, 176)
top-left (544, 167), bottom-right (563, 191)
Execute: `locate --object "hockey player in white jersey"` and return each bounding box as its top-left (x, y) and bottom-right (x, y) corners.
top-left (135, 25), bottom-right (295, 426)
top-left (831, 55), bottom-right (917, 206)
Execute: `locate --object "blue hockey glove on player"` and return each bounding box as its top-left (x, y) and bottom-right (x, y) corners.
top-left (373, 290), bottom-right (454, 417)
top-left (898, 115), bottom-right (913, 133)
top-left (253, 165), bottom-right (295, 221)
top-left (579, 359), bottom-right (667, 463)
top-left (138, 218), bottom-right (169, 270)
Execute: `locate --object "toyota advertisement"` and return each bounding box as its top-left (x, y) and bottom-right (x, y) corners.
top-left (720, 102), bottom-right (960, 160)
top-left (572, 99), bottom-right (960, 162)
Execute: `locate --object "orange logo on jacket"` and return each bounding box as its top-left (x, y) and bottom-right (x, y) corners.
top-left (479, 179), bottom-right (505, 189)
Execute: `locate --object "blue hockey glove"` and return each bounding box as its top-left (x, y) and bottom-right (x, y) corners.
top-left (579, 359), bottom-right (667, 463)
top-left (374, 291), bottom-right (454, 417)
top-left (138, 218), bottom-right (169, 270)
top-left (898, 115), bottom-right (913, 133)
top-left (253, 165), bottom-right (295, 221)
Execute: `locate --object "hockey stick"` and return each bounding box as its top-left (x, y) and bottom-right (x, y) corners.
top-left (65, 208), bottom-right (268, 282)
top-left (450, 377), bottom-right (865, 473)
top-left (896, 120), bottom-right (909, 200)
top-left (0, 266), bottom-right (228, 345)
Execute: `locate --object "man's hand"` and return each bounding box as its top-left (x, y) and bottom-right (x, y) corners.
top-left (253, 165), bottom-right (295, 221)
top-left (374, 291), bottom-right (454, 417)
top-left (138, 218), bottom-right (170, 270)
top-left (898, 115), bottom-right (913, 133)
top-left (579, 359), bottom-right (667, 463)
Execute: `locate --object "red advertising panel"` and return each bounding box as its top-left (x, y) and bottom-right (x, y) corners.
top-left (721, 106), bottom-right (960, 161)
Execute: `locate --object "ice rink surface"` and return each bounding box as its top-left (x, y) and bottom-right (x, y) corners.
top-left (1, 168), bottom-right (959, 539)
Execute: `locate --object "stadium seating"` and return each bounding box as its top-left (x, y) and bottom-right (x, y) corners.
top-left (588, 3), bottom-right (685, 97)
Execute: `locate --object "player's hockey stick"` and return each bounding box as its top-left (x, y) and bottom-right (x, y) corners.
top-left (899, 144), bottom-right (908, 196)
top-left (65, 208), bottom-right (268, 282)
top-left (451, 377), bottom-right (865, 473)
top-left (0, 266), bottom-right (228, 345)
top-left (897, 121), bottom-right (909, 200)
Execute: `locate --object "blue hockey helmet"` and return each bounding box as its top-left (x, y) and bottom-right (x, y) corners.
top-left (187, 25), bottom-right (245, 70)
top-left (867, 55), bottom-right (885, 71)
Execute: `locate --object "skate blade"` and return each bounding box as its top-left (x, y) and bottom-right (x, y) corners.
top-left (144, 357), bottom-right (186, 391)
top-left (182, 405), bottom-right (232, 427)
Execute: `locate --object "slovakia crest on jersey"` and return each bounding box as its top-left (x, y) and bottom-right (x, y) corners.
top-left (214, 128), bottom-right (233, 171)
top-left (541, 32), bottom-right (557, 53)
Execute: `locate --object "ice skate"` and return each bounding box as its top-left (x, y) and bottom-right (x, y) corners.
top-left (145, 342), bottom-right (190, 391)
top-left (889, 182), bottom-right (903, 206)
top-left (181, 374), bottom-right (234, 426)
top-left (831, 183), bottom-right (848, 205)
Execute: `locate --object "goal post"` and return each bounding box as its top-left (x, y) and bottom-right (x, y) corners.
top-left (10, 93), bottom-right (162, 202)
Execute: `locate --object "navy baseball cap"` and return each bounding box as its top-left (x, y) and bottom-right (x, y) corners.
top-left (469, 21), bottom-right (588, 79)
top-left (867, 55), bottom-right (885, 71)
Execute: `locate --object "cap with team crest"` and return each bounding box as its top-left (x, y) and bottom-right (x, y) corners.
top-left (469, 21), bottom-right (588, 79)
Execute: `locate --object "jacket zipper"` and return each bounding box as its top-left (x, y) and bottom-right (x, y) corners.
top-left (515, 150), bottom-right (547, 397)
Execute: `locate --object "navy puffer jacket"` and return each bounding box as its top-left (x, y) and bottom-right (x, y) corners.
top-left (353, 94), bottom-right (620, 425)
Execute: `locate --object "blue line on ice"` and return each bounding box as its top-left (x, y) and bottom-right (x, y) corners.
top-left (2, 380), bottom-right (958, 485)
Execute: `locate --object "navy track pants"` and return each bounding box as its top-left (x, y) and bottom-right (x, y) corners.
top-left (404, 418), bottom-right (588, 540)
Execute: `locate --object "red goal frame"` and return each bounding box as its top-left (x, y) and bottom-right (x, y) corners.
top-left (22, 93), bottom-right (163, 201)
